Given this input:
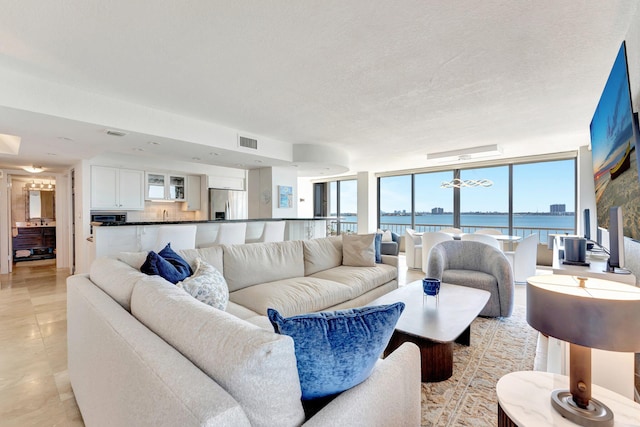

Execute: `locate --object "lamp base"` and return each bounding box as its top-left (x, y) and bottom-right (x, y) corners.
top-left (551, 389), bottom-right (613, 427)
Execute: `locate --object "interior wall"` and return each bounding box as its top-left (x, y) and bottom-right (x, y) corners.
top-left (271, 167), bottom-right (298, 218)
top-left (297, 177), bottom-right (314, 218)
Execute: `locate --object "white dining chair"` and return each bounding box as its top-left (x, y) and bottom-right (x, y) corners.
top-left (257, 221), bottom-right (286, 242)
top-left (421, 231), bottom-right (454, 274)
top-left (214, 222), bottom-right (247, 245)
top-left (503, 234), bottom-right (539, 283)
top-left (404, 228), bottom-right (423, 270)
top-left (155, 225), bottom-right (197, 251)
top-left (460, 232), bottom-right (500, 250)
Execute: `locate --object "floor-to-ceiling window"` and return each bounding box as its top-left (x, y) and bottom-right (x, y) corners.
top-left (459, 166), bottom-right (509, 233)
top-left (512, 159), bottom-right (576, 243)
top-left (379, 175), bottom-right (412, 234)
top-left (375, 157), bottom-right (576, 241)
top-left (320, 179), bottom-right (358, 235)
top-left (338, 179), bottom-right (358, 233)
top-left (414, 171), bottom-right (454, 232)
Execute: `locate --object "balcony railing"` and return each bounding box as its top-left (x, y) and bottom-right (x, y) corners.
top-left (329, 220), bottom-right (574, 244)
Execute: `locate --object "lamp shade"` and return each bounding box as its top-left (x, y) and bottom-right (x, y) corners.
top-left (527, 275), bottom-right (640, 352)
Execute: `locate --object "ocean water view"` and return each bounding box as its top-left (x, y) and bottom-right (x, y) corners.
top-left (337, 213), bottom-right (576, 243)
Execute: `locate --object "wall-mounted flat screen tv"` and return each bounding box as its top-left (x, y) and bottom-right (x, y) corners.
top-left (590, 41), bottom-right (640, 241)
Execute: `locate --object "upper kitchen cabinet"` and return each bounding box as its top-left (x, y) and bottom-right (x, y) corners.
top-left (183, 175), bottom-right (202, 211)
top-left (91, 166), bottom-right (145, 210)
top-left (146, 172), bottom-right (186, 201)
top-left (207, 175), bottom-right (245, 191)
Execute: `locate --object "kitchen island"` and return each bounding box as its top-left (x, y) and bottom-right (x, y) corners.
top-left (90, 218), bottom-right (332, 260)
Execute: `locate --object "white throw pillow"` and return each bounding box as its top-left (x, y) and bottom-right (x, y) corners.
top-left (342, 233), bottom-right (376, 267)
top-left (177, 258), bottom-right (229, 310)
top-left (382, 230), bottom-right (393, 242)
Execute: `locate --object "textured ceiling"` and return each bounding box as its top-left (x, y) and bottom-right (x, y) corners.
top-left (0, 1), bottom-right (637, 175)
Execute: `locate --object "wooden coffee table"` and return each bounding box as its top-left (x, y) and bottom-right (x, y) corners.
top-left (368, 281), bottom-right (490, 382)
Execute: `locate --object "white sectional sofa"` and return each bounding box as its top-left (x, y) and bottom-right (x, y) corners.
top-left (67, 236), bottom-right (421, 426)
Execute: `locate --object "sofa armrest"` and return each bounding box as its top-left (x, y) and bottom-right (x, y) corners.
top-left (381, 254), bottom-right (398, 268)
top-left (302, 342), bottom-right (421, 427)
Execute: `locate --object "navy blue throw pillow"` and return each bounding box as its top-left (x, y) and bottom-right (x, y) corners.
top-left (140, 251), bottom-right (190, 284)
top-left (374, 232), bottom-right (382, 263)
top-left (158, 243), bottom-right (192, 277)
top-left (267, 302), bottom-right (405, 400)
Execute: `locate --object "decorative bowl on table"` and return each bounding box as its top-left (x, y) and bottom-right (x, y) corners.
top-left (422, 278), bottom-right (441, 296)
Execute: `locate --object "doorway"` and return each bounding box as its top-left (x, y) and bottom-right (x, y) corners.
top-left (9, 175), bottom-right (57, 267)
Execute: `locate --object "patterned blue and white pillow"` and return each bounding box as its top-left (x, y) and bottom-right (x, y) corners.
top-left (177, 258), bottom-right (229, 310)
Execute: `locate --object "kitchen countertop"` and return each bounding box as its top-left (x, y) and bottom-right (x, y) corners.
top-left (92, 218), bottom-right (335, 226)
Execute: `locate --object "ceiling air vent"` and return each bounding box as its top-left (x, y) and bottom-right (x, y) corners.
top-left (104, 129), bottom-right (127, 137)
top-left (238, 135), bottom-right (258, 150)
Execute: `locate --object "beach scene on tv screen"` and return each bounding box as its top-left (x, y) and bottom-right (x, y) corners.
top-left (591, 44), bottom-right (640, 241)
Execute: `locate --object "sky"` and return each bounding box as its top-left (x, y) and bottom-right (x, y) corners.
top-left (333, 159), bottom-right (576, 214)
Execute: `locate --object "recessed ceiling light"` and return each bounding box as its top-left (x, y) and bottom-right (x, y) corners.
top-left (147, 141), bottom-right (160, 145)
top-left (57, 136), bottom-right (73, 141)
top-left (104, 129), bottom-right (127, 137)
top-left (192, 157), bottom-right (201, 161)
top-left (209, 152), bottom-right (220, 156)
top-left (255, 160), bottom-right (263, 163)
top-left (46, 152), bottom-right (57, 156)
top-left (133, 148), bottom-right (144, 152)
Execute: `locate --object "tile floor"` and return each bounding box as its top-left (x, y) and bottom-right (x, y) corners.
top-left (0, 260), bottom-right (83, 426)
top-left (0, 255), bottom-right (528, 426)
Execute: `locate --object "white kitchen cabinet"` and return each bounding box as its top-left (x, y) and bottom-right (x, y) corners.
top-left (91, 166), bottom-right (145, 210)
top-left (184, 175), bottom-right (202, 211)
top-left (207, 175), bottom-right (245, 190)
top-left (145, 173), bottom-right (186, 201)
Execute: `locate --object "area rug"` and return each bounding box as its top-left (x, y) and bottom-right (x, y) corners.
top-left (421, 305), bottom-right (538, 426)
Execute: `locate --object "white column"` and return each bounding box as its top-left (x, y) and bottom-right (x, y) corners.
top-left (357, 171), bottom-right (377, 233)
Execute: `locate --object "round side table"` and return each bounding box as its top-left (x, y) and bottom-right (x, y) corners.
top-left (497, 371), bottom-right (640, 426)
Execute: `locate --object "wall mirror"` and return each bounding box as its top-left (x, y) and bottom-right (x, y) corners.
top-left (25, 189), bottom-right (55, 220)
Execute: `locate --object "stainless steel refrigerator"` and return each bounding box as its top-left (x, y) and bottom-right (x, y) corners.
top-left (208, 189), bottom-right (248, 220)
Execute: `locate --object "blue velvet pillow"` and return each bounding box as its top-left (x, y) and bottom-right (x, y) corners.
top-left (374, 232), bottom-right (382, 263)
top-left (267, 302), bottom-right (405, 400)
top-left (140, 250), bottom-right (190, 284)
top-left (158, 243), bottom-right (192, 277)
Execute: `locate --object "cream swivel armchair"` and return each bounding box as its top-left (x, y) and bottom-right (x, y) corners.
top-left (257, 221), bottom-right (286, 243)
top-left (214, 222), bottom-right (247, 245)
top-left (404, 228), bottom-right (423, 270)
top-left (155, 225), bottom-right (197, 251)
top-left (427, 240), bottom-right (514, 317)
top-left (503, 234), bottom-right (539, 283)
top-left (461, 232), bottom-right (501, 250)
top-left (421, 231), bottom-right (453, 274)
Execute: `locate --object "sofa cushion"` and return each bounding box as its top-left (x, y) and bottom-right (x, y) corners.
top-left (342, 234), bottom-right (376, 267)
top-left (117, 251), bottom-right (148, 270)
top-left (141, 251), bottom-right (189, 284)
top-left (229, 277), bottom-right (353, 317)
top-left (309, 264), bottom-right (397, 300)
top-left (267, 302), bottom-right (405, 400)
top-left (176, 246), bottom-right (224, 275)
top-left (225, 301), bottom-right (261, 320)
top-left (90, 257), bottom-right (144, 311)
top-left (176, 258), bottom-right (229, 310)
top-left (131, 280), bottom-right (305, 427)
top-left (223, 240), bottom-right (304, 292)
top-left (303, 236), bottom-right (343, 276)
